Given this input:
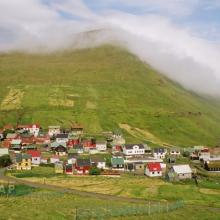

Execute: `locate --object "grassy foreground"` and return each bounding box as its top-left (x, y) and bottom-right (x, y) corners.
top-left (1, 45), bottom-right (220, 146)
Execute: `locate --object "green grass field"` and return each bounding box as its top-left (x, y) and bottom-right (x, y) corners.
top-left (1, 45), bottom-right (220, 146)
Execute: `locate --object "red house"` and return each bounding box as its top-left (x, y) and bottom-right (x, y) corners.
top-left (3, 124), bottom-right (14, 131)
top-left (35, 133), bottom-right (50, 145)
top-left (145, 163), bottom-right (162, 177)
top-left (74, 158), bottom-right (91, 174)
top-left (83, 139), bottom-right (96, 150)
top-left (27, 150), bottom-right (41, 165)
top-left (65, 164), bottom-right (73, 175)
top-left (67, 139), bottom-right (80, 148)
top-left (21, 134), bottom-right (35, 145)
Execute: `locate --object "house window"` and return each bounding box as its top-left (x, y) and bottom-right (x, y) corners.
top-left (158, 172), bottom-right (160, 174)
top-left (26, 163), bottom-right (28, 166)
top-left (152, 172), bottom-right (155, 174)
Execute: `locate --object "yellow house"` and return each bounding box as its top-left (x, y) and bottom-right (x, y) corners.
top-left (15, 154), bottom-right (32, 170)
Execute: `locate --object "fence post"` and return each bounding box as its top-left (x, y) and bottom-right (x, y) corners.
top-left (148, 202), bottom-right (150, 215)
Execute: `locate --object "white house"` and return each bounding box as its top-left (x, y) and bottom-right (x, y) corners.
top-left (27, 150), bottom-right (41, 165)
top-left (170, 164), bottom-right (192, 180)
top-left (29, 124), bottom-right (40, 137)
top-left (56, 133), bottom-right (69, 143)
top-left (96, 141), bottom-right (107, 151)
top-left (91, 157), bottom-right (106, 169)
top-left (123, 144), bottom-right (145, 156)
top-left (48, 126), bottom-right (61, 137)
top-left (169, 147), bottom-right (181, 156)
top-left (145, 163), bottom-right (162, 177)
top-left (153, 148), bottom-right (167, 159)
top-left (50, 155), bottom-right (60, 164)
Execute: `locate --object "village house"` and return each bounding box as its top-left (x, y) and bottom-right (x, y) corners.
top-left (144, 145), bottom-right (152, 154)
top-left (51, 142), bottom-right (67, 156)
top-left (145, 163), bottom-right (162, 177)
top-left (35, 133), bottom-right (50, 145)
top-left (10, 139), bottom-right (22, 153)
top-left (67, 153), bottom-right (78, 164)
top-left (55, 161), bottom-right (64, 174)
top-left (48, 126), bottom-right (61, 137)
top-left (67, 137), bottom-right (80, 148)
top-left (22, 145), bottom-right (36, 151)
top-left (3, 124), bottom-right (14, 131)
top-left (91, 157), bottom-right (106, 169)
top-left (122, 144), bottom-right (145, 156)
top-left (5, 133), bottom-right (18, 141)
top-left (169, 164), bottom-right (192, 180)
top-left (68, 145), bottom-right (84, 154)
top-left (111, 156), bottom-right (124, 170)
top-left (15, 153), bottom-right (32, 170)
top-left (56, 133), bottom-right (69, 143)
top-left (96, 141), bottom-right (107, 152)
top-left (153, 148), bottom-right (167, 159)
top-left (27, 150), bottom-right (41, 165)
top-left (70, 124), bottom-right (83, 136)
top-left (83, 139), bottom-right (96, 151)
top-left (40, 158), bottom-right (48, 164)
top-left (74, 158), bottom-right (91, 174)
top-left (50, 155), bottom-right (60, 164)
top-left (0, 148), bottom-right (9, 156)
top-left (199, 148), bottom-right (210, 161)
top-left (169, 147), bottom-right (181, 156)
top-left (65, 163), bottom-right (73, 175)
top-left (204, 158), bottom-right (220, 171)
top-left (112, 131), bottom-right (126, 146)
top-left (21, 134), bottom-right (35, 146)
top-left (16, 124), bottom-right (40, 137)
top-left (125, 162), bottom-right (145, 174)
top-left (1, 140), bottom-right (11, 148)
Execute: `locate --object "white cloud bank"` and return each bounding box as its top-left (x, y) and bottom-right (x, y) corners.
top-left (0, 0), bottom-right (220, 96)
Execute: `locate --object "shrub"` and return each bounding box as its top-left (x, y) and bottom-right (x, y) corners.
top-left (89, 167), bottom-right (101, 175)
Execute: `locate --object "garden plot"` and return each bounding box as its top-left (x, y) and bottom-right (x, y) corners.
top-left (0, 89), bottom-right (24, 110)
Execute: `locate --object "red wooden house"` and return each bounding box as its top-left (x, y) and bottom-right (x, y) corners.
top-left (65, 163), bottom-right (73, 175)
top-left (74, 158), bottom-right (91, 174)
top-left (21, 134), bottom-right (35, 146)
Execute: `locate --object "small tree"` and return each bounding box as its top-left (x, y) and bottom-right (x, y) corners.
top-left (0, 155), bottom-right (12, 168)
top-left (89, 167), bottom-right (101, 175)
top-left (183, 151), bottom-right (190, 157)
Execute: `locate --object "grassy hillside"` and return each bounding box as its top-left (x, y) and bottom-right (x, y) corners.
top-left (0, 45), bottom-right (220, 146)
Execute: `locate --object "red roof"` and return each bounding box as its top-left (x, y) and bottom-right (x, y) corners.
top-left (27, 150), bottom-right (41, 157)
top-left (147, 163), bottom-right (161, 172)
top-left (3, 124), bottom-right (14, 130)
top-left (17, 124), bottom-right (40, 129)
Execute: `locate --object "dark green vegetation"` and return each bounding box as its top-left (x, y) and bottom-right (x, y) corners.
top-left (0, 154), bottom-right (12, 168)
top-left (1, 45), bottom-right (220, 146)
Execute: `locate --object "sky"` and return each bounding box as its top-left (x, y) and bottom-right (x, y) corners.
top-left (1, 0), bottom-right (220, 96)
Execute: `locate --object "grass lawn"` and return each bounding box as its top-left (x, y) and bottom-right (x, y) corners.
top-left (8, 167), bottom-right (220, 208)
top-left (0, 186), bottom-right (219, 220)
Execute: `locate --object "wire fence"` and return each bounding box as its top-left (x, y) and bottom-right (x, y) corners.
top-left (74, 200), bottom-right (184, 220)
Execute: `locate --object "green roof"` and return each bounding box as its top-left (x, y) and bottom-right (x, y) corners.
top-left (111, 157), bottom-right (124, 166)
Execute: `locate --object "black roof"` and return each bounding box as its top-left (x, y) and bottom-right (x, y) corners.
top-left (76, 158), bottom-right (91, 166)
top-left (124, 144), bottom-right (144, 150)
top-left (56, 133), bottom-right (68, 138)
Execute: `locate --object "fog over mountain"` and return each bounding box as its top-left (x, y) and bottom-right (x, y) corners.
top-left (1, 0), bottom-right (220, 96)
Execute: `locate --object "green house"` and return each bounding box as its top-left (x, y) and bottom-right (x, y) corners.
top-left (111, 157), bottom-right (124, 169)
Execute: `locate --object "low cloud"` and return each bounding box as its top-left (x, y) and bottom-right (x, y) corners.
top-left (1, 0), bottom-right (220, 96)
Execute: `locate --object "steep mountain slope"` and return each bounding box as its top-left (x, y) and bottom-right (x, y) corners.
top-left (0, 45), bottom-right (220, 146)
